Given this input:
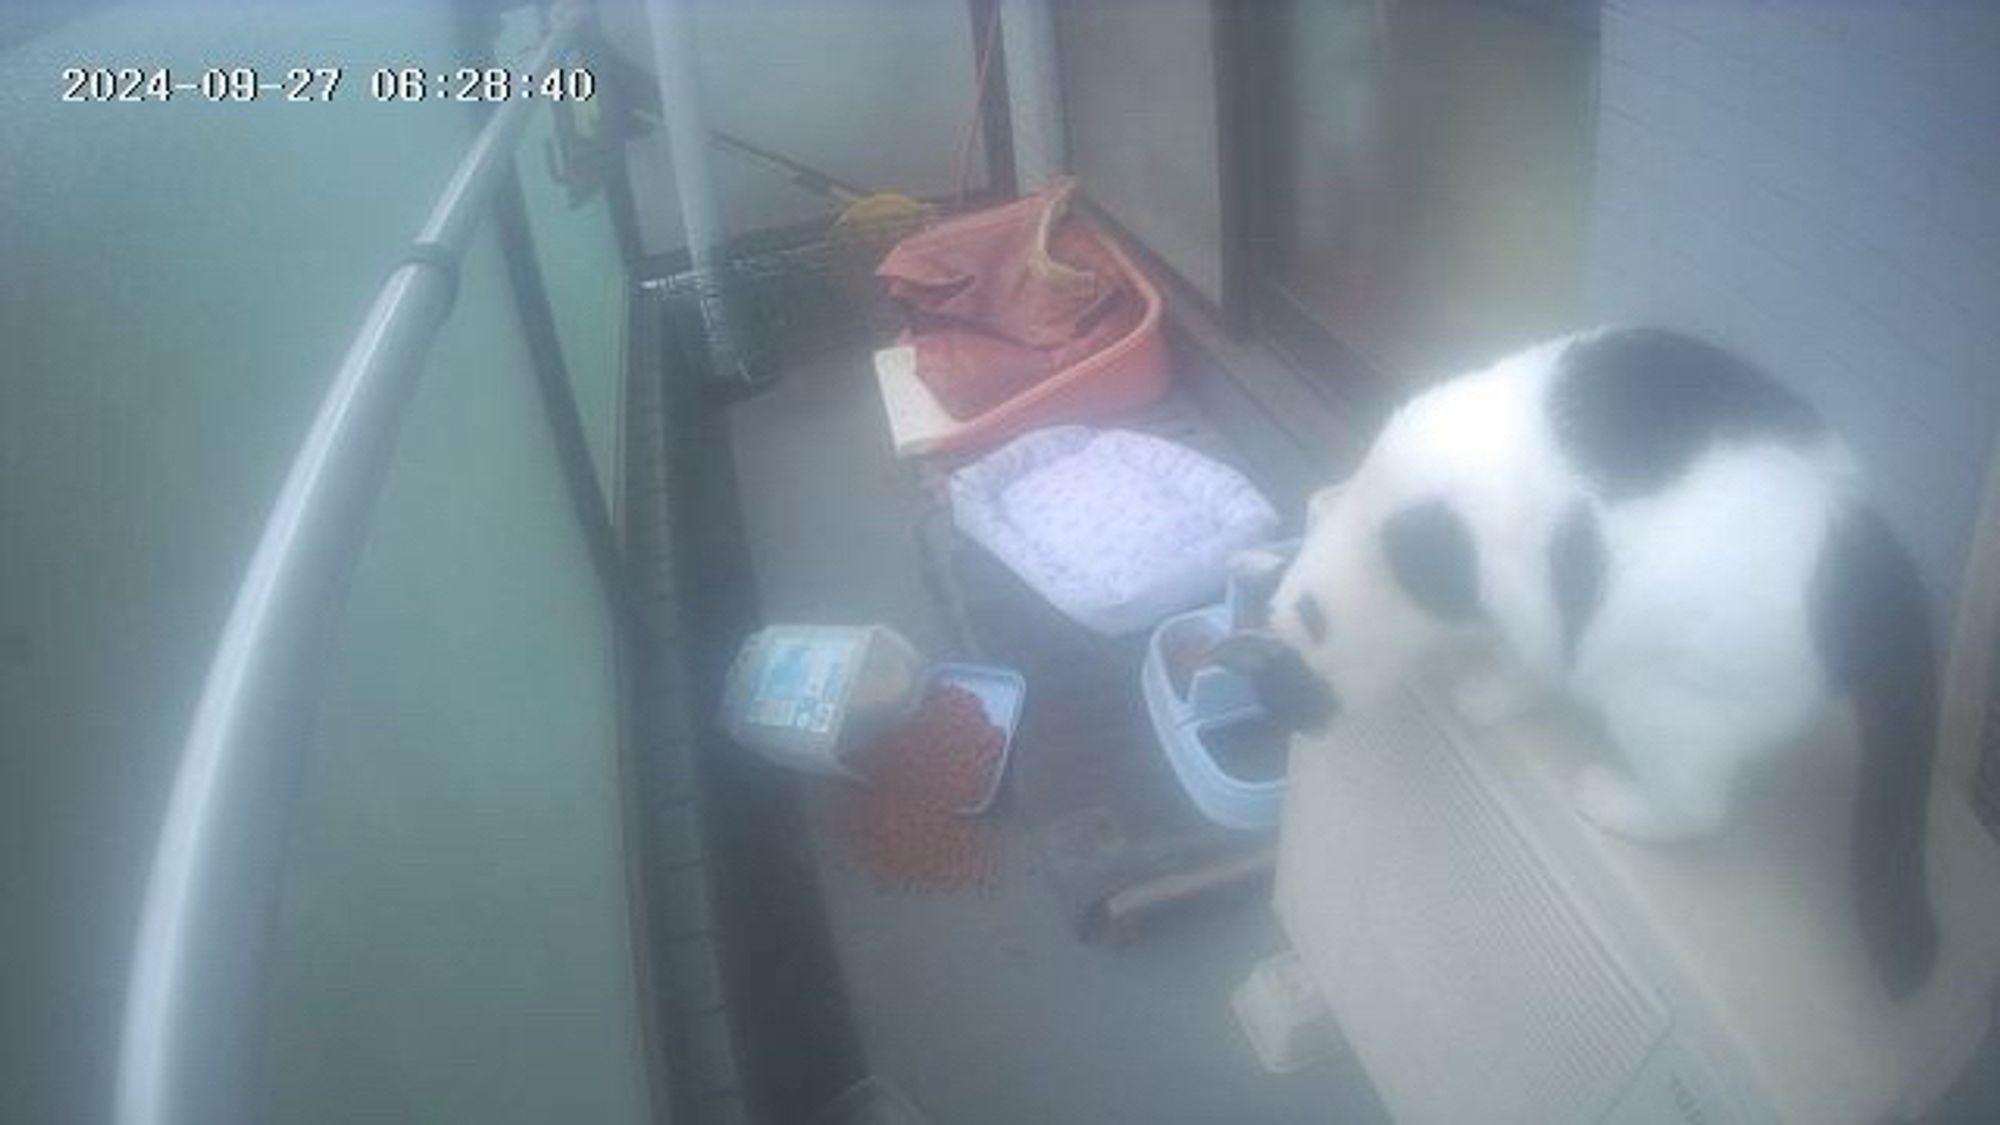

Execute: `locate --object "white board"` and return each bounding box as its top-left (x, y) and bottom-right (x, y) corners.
top-left (872, 345), bottom-right (959, 457)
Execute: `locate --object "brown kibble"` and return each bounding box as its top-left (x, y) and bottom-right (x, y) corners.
top-left (840, 684), bottom-right (1005, 892)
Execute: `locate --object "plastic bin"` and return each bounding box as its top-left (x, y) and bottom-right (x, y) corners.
top-left (926, 662), bottom-right (1026, 815)
top-left (874, 224), bottom-right (1170, 458)
top-left (1143, 601), bottom-right (1286, 831)
top-left (1140, 541), bottom-right (1302, 830)
top-left (720, 625), bottom-right (926, 777)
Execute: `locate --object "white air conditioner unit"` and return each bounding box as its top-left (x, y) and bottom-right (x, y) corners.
top-left (1276, 454), bottom-right (2000, 1125)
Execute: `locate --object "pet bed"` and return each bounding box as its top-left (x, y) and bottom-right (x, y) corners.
top-left (949, 427), bottom-right (1279, 635)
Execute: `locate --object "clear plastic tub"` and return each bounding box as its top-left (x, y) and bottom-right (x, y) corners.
top-left (720, 625), bottom-right (926, 776)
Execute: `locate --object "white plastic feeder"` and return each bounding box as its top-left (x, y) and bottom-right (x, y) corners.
top-left (1140, 542), bottom-right (1300, 831)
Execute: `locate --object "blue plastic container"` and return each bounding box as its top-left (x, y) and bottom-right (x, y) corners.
top-left (927, 661), bottom-right (1025, 815)
top-left (1140, 541), bottom-right (1300, 830)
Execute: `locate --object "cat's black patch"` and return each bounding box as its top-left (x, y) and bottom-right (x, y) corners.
top-left (1549, 503), bottom-right (1605, 665)
top-left (1295, 594), bottom-right (1328, 644)
top-left (1551, 328), bottom-right (1823, 499)
top-left (1382, 500), bottom-right (1482, 621)
top-left (1812, 505), bottom-right (1939, 998)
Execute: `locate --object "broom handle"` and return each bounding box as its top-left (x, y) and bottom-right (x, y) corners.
top-left (709, 129), bottom-right (870, 206)
top-left (591, 36), bottom-right (880, 209)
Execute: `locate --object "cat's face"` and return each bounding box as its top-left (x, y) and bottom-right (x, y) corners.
top-left (1221, 462), bottom-right (1473, 734)
top-left (1270, 483), bottom-right (1451, 712)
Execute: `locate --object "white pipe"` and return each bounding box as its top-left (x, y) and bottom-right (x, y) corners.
top-left (1001, 0), bottom-right (1067, 190)
top-left (643, 0), bottom-right (724, 267)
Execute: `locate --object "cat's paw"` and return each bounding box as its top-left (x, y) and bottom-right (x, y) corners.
top-left (1573, 764), bottom-right (1681, 841)
top-left (1451, 669), bottom-right (1536, 728)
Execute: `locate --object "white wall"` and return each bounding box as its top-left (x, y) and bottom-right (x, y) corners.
top-left (602, 0), bottom-right (987, 255)
top-left (1587, 0), bottom-right (2000, 614)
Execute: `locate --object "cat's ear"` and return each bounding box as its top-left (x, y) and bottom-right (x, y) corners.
top-left (1382, 499), bottom-right (1483, 621)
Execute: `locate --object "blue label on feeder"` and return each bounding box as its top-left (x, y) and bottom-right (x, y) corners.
top-left (750, 637), bottom-right (854, 732)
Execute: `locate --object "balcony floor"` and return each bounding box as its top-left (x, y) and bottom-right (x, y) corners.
top-left (644, 298), bottom-right (2000, 1125)
top-left (697, 331), bottom-right (1389, 1124)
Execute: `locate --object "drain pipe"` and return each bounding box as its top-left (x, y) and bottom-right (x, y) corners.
top-left (642, 0), bottom-right (749, 383)
top-left (1001, 0), bottom-right (1065, 190)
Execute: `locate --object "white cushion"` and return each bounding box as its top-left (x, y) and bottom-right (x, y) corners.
top-left (951, 427), bottom-right (1280, 635)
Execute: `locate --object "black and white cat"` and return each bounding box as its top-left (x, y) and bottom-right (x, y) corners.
top-left (1219, 327), bottom-right (1940, 998)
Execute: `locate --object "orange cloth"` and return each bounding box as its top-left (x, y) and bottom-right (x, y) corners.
top-left (878, 179), bottom-right (1140, 419)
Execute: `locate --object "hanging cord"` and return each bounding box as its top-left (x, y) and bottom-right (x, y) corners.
top-left (954, 0), bottom-right (1006, 205)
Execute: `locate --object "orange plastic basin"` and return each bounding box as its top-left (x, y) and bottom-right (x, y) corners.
top-left (876, 224), bottom-right (1171, 458)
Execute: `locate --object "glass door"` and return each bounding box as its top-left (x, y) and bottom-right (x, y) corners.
top-left (1239, 0), bottom-right (1599, 405)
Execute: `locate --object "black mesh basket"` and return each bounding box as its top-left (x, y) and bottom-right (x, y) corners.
top-left (655, 206), bottom-right (930, 397)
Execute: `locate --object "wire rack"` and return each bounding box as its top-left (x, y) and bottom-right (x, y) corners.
top-left (650, 208), bottom-right (932, 395)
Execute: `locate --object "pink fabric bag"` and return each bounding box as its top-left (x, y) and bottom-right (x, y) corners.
top-left (878, 178), bottom-right (1140, 419)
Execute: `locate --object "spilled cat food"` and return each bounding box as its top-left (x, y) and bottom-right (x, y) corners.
top-left (840, 684), bottom-right (1002, 891)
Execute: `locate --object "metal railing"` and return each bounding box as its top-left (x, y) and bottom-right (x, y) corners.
top-left (113, 10), bottom-right (585, 1124)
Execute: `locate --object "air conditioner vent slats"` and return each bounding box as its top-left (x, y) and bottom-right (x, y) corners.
top-left (1279, 696), bottom-right (1670, 1125)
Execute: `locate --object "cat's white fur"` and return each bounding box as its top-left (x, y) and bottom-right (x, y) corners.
top-left (1265, 331), bottom-right (1859, 841)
